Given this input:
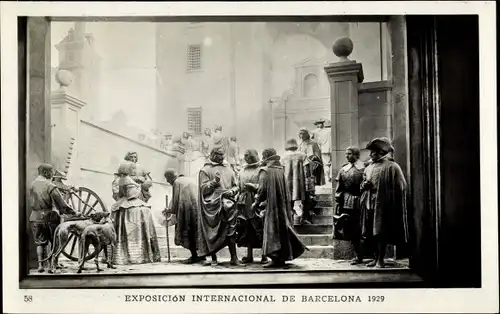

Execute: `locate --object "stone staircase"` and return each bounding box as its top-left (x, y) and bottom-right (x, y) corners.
top-left (293, 186), bottom-right (335, 258)
top-left (156, 186), bottom-right (337, 260)
top-left (156, 185), bottom-right (394, 260)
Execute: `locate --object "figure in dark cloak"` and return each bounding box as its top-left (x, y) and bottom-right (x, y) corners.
top-left (360, 137), bottom-right (409, 268)
top-left (163, 169), bottom-right (206, 264)
top-left (235, 149), bottom-right (269, 264)
top-left (334, 146), bottom-right (366, 264)
top-left (253, 148), bottom-right (308, 268)
top-left (197, 146), bottom-right (243, 266)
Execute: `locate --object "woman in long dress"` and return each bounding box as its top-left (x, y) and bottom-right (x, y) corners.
top-left (110, 162), bottom-right (162, 265)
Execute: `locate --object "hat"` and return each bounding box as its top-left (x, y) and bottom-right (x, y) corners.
top-left (313, 118), bottom-right (326, 126)
top-left (365, 137), bottom-right (394, 153)
top-left (285, 138), bottom-right (299, 150)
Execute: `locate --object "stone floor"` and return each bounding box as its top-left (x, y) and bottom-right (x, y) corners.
top-left (29, 257), bottom-right (409, 276)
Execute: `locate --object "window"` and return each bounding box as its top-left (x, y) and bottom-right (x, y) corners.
top-left (66, 51), bottom-right (75, 62)
top-left (303, 73), bottom-right (319, 97)
top-left (187, 44), bottom-right (202, 71)
top-left (187, 107), bottom-right (202, 135)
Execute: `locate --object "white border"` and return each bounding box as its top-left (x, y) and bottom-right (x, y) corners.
top-left (1, 1), bottom-right (498, 313)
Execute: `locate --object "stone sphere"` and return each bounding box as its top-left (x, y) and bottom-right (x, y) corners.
top-left (55, 70), bottom-right (74, 87)
top-left (332, 36), bottom-right (354, 59)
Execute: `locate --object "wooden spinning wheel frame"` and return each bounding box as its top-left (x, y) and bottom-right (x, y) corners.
top-left (59, 187), bottom-right (108, 261)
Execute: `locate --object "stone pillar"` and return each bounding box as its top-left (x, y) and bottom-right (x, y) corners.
top-left (389, 16), bottom-right (409, 180)
top-left (389, 16), bottom-right (410, 260)
top-left (324, 37), bottom-right (364, 180)
top-left (324, 37), bottom-right (364, 261)
top-left (51, 70), bottom-right (86, 185)
top-left (26, 17), bottom-right (51, 270)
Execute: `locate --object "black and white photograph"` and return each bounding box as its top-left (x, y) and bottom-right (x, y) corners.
top-left (1, 1), bottom-right (498, 313)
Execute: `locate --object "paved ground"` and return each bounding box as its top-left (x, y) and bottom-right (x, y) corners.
top-left (30, 257), bottom-right (409, 276)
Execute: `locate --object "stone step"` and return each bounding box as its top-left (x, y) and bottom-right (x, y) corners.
top-left (159, 245), bottom-right (334, 260)
top-left (315, 186), bottom-right (334, 195)
top-left (311, 214), bottom-right (333, 225)
top-left (315, 193), bottom-right (333, 202)
top-left (299, 234), bottom-right (332, 246)
top-left (316, 199), bottom-right (334, 208)
top-left (294, 224), bottom-right (332, 235)
top-left (313, 206), bottom-right (334, 216)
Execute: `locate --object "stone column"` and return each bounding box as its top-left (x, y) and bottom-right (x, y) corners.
top-left (51, 70), bottom-right (86, 185)
top-left (324, 37), bottom-right (364, 260)
top-left (26, 17), bottom-right (51, 270)
top-left (324, 37), bottom-right (364, 180)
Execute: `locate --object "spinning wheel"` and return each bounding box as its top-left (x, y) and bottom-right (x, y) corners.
top-left (59, 187), bottom-right (108, 261)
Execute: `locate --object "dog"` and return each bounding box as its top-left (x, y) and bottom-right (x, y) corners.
top-left (41, 212), bottom-right (110, 273)
top-left (76, 212), bottom-right (117, 273)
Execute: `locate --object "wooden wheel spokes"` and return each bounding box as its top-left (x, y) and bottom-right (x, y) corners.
top-left (67, 187), bottom-right (107, 217)
top-left (62, 232), bottom-right (97, 262)
top-left (60, 186), bottom-right (107, 262)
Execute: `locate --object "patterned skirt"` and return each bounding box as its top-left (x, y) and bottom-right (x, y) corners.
top-left (111, 206), bottom-right (162, 265)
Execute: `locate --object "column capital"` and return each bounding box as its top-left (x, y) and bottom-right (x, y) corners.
top-left (324, 61), bottom-right (364, 83)
top-left (51, 90), bottom-right (86, 110)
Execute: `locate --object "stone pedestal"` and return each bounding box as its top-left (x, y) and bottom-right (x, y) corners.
top-left (324, 37), bottom-right (364, 260)
top-left (324, 60), bottom-right (364, 179)
top-left (51, 71), bottom-right (86, 184)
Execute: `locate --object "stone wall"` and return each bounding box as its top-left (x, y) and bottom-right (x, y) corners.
top-left (358, 81), bottom-right (393, 161)
top-left (75, 119), bottom-right (175, 225)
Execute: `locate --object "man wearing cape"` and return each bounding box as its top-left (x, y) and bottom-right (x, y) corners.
top-left (197, 146), bottom-right (242, 266)
top-left (235, 149), bottom-right (268, 264)
top-left (253, 148), bottom-right (308, 268)
top-left (360, 137), bottom-right (409, 268)
top-left (164, 169), bottom-right (205, 264)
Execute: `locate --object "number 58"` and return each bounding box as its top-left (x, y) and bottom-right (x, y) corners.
top-left (24, 295), bottom-right (33, 302)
